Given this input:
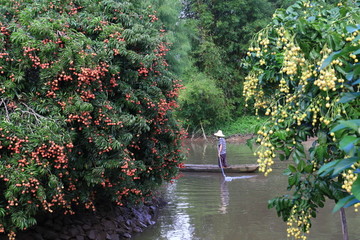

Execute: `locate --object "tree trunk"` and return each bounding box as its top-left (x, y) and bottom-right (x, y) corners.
top-left (200, 122), bottom-right (207, 141)
top-left (340, 207), bottom-right (348, 240)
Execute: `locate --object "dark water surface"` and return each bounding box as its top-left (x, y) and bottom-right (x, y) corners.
top-left (133, 140), bottom-right (359, 240)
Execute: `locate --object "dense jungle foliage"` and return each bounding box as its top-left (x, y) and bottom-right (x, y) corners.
top-left (243, 0), bottom-right (359, 238)
top-left (0, 0), bottom-right (185, 237)
top-left (176, 0), bottom-right (296, 134)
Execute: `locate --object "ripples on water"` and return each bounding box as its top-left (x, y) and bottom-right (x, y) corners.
top-left (133, 141), bottom-right (359, 240)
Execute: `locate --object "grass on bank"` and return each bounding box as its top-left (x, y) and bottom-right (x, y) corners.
top-left (184, 115), bottom-right (268, 139)
top-left (220, 115), bottom-right (268, 137)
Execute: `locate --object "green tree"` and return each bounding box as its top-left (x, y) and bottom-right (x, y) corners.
top-left (243, 0), bottom-right (359, 238)
top-left (177, 73), bottom-right (230, 135)
top-left (178, 0), bottom-right (295, 129)
top-left (145, 0), bottom-right (194, 77)
top-left (0, 0), bottom-right (184, 237)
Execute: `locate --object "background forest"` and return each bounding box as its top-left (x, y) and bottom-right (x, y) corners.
top-left (160, 0), bottom-right (297, 136)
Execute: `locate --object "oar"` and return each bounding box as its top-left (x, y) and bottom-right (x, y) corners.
top-left (218, 157), bottom-right (256, 181)
top-left (218, 157), bottom-right (232, 181)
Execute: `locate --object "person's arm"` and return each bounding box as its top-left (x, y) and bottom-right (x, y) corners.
top-left (218, 144), bottom-right (223, 157)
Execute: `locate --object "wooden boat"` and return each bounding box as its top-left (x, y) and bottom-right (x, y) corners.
top-left (180, 164), bottom-right (259, 173)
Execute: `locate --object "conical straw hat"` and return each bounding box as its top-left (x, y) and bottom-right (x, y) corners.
top-left (214, 130), bottom-right (225, 137)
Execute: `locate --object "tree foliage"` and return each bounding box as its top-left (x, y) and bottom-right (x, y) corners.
top-left (176, 0), bottom-right (295, 133)
top-left (177, 73), bottom-right (230, 133)
top-left (243, 0), bottom-right (359, 238)
top-left (0, 0), bottom-right (185, 236)
top-left (145, 0), bottom-right (193, 77)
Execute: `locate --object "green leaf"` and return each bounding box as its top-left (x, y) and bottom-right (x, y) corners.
top-left (315, 145), bottom-right (326, 160)
top-left (304, 164), bottom-right (313, 173)
top-left (318, 181), bottom-right (331, 196)
top-left (288, 173), bottom-right (300, 187)
top-left (332, 119), bottom-right (360, 132)
top-left (297, 159), bottom-right (306, 172)
top-left (288, 165), bottom-right (297, 173)
top-left (318, 160), bottom-right (339, 177)
top-left (339, 136), bottom-right (358, 154)
top-left (333, 195), bottom-right (357, 213)
top-left (246, 138), bottom-right (255, 151)
top-left (353, 48), bottom-right (360, 55)
top-left (346, 71), bottom-right (354, 81)
top-left (338, 92), bottom-right (360, 103)
top-left (332, 157), bottom-right (359, 177)
top-left (284, 147), bottom-right (292, 159)
top-left (352, 177), bottom-right (360, 201)
top-left (330, 34), bottom-right (342, 50)
top-left (346, 25), bottom-right (359, 33)
top-left (320, 50), bottom-right (341, 69)
top-left (274, 130), bottom-right (287, 141)
top-left (0, 208), bottom-right (5, 217)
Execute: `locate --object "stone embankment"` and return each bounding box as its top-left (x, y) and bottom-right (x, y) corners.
top-left (0, 198), bottom-right (166, 240)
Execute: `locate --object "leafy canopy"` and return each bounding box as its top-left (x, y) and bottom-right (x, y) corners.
top-left (0, 0), bottom-right (185, 236)
top-left (243, 0), bottom-right (359, 238)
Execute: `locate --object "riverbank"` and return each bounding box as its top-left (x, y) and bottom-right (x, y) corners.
top-left (186, 133), bottom-right (254, 143)
top-left (0, 197), bottom-right (166, 240)
top-left (185, 133), bottom-right (316, 147)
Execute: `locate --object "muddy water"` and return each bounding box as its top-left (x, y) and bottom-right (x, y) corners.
top-left (133, 140), bottom-right (359, 240)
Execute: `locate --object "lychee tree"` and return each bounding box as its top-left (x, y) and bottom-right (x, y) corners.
top-left (0, 0), bottom-right (185, 237)
top-left (243, 0), bottom-right (359, 239)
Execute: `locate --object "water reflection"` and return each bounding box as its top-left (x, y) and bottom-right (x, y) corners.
top-left (133, 141), bottom-right (360, 240)
top-left (185, 139), bottom-right (256, 165)
top-left (219, 181), bottom-right (229, 214)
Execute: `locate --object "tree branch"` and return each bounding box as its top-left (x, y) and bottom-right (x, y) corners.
top-left (20, 103), bottom-right (46, 122)
top-left (0, 98), bottom-right (10, 121)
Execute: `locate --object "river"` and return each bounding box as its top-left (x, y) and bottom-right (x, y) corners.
top-left (133, 140), bottom-right (359, 240)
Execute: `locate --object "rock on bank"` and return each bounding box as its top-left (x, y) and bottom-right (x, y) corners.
top-left (0, 198), bottom-right (166, 240)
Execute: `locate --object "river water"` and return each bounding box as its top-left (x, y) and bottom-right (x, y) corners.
top-left (133, 140), bottom-right (359, 240)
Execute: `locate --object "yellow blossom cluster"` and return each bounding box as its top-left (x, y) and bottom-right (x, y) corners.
top-left (355, 203), bottom-right (360, 212)
top-left (281, 42), bottom-right (305, 75)
top-left (350, 53), bottom-right (358, 63)
top-left (293, 110), bottom-right (307, 126)
top-left (314, 67), bottom-right (341, 91)
top-left (287, 206), bottom-right (311, 240)
top-left (279, 78), bottom-right (290, 93)
top-left (243, 73), bottom-right (260, 101)
top-left (303, 1), bottom-right (311, 8)
top-left (255, 127), bottom-right (276, 176)
top-left (341, 163), bottom-right (359, 193)
top-left (243, 73), bottom-right (271, 111)
top-left (299, 64), bottom-right (313, 88)
top-left (254, 97), bottom-right (270, 110)
top-left (276, 27), bottom-right (289, 47)
top-left (309, 105), bottom-right (321, 126)
top-left (246, 32), bottom-right (270, 67)
top-left (246, 46), bottom-right (262, 57)
top-left (315, 48), bottom-right (345, 91)
top-left (343, 29), bottom-right (359, 42)
top-left (285, 94), bottom-right (300, 107)
top-left (259, 37), bottom-right (270, 55)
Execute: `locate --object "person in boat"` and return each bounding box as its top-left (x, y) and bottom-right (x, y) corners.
top-left (214, 130), bottom-right (228, 168)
